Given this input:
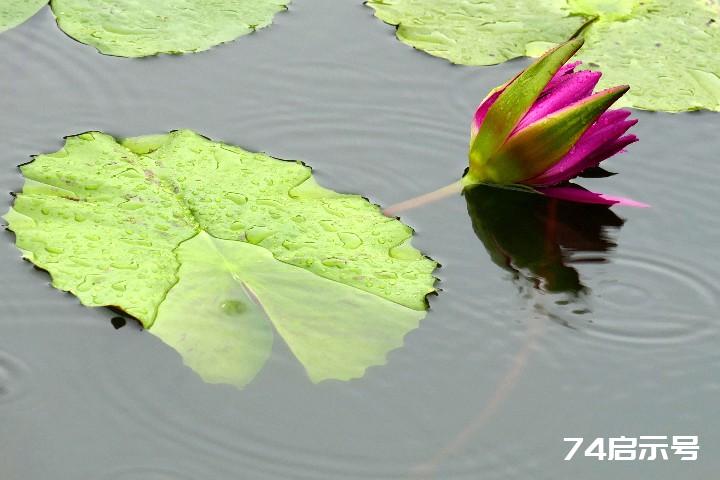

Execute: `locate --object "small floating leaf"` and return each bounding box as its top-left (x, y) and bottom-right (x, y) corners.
top-left (367, 0), bottom-right (720, 112)
top-left (4, 130), bottom-right (437, 387)
top-left (50, 0), bottom-right (291, 57)
top-left (0, 0), bottom-right (46, 33)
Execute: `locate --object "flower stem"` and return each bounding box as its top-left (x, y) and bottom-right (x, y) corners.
top-left (383, 180), bottom-right (464, 217)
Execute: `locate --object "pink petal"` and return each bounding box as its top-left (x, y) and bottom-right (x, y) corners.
top-left (586, 108), bottom-right (633, 129)
top-left (579, 133), bottom-right (638, 169)
top-left (538, 185), bottom-right (649, 207)
top-left (472, 61), bottom-right (584, 138)
top-left (543, 61), bottom-right (582, 91)
top-left (512, 70), bottom-right (602, 134)
top-left (472, 89), bottom-right (503, 137)
top-left (529, 109), bottom-right (637, 185)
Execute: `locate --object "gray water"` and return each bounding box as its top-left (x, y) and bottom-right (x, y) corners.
top-left (1, 1), bottom-right (719, 479)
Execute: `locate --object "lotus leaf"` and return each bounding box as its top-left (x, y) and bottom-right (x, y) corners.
top-left (4, 130), bottom-right (437, 387)
top-left (0, 0), bottom-right (46, 32)
top-left (367, 0), bottom-right (720, 111)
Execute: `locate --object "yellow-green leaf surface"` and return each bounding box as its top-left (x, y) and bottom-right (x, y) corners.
top-left (0, 0), bottom-right (46, 33)
top-left (367, 0), bottom-right (586, 65)
top-left (50, 0), bottom-right (290, 57)
top-left (4, 130), bottom-right (436, 387)
top-left (367, 0), bottom-right (720, 112)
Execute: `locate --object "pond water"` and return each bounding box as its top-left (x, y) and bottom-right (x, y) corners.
top-left (1, 1), bottom-right (719, 479)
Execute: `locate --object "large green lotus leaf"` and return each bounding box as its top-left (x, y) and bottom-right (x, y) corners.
top-left (367, 0), bottom-right (586, 65)
top-left (49, 0), bottom-right (290, 57)
top-left (4, 130), bottom-right (436, 387)
top-left (367, 0), bottom-right (720, 112)
top-left (0, 0), bottom-right (46, 33)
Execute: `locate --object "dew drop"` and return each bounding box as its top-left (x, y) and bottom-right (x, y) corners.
top-left (390, 243), bottom-right (422, 261)
top-left (322, 258), bottom-right (346, 268)
top-left (319, 220), bottom-right (337, 232)
top-left (282, 240), bottom-right (302, 251)
top-left (338, 232), bottom-right (362, 249)
top-left (45, 246), bottom-right (64, 254)
top-left (225, 193), bottom-right (248, 205)
top-left (246, 226), bottom-right (274, 244)
top-left (221, 300), bottom-right (247, 315)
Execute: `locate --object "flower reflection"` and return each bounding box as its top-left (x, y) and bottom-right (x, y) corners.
top-left (465, 183), bottom-right (624, 294)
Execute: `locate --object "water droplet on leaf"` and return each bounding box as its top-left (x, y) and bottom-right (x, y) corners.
top-left (225, 193), bottom-right (248, 205)
top-left (246, 226), bottom-right (273, 244)
top-left (338, 232), bottom-right (362, 249)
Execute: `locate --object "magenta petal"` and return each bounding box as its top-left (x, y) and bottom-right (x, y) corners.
top-left (512, 70), bottom-right (602, 134)
top-left (544, 61), bottom-right (582, 91)
top-left (472, 89), bottom-right (503, 136)
top-left (529, 110), bottom-right (637, 185)
top-left (531, 130), bottom-right (637, 186)
top-left (473, 61), bottom-right (587, 138)
top-left (538, 185), bottom-right (649, 207)
top-left (568, 135), bottom-right (639, 180)
top-left (586, 108), bottom-right (632, 129)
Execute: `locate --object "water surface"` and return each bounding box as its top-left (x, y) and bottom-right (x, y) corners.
top-left (1, 1), bottom-right (719, 479)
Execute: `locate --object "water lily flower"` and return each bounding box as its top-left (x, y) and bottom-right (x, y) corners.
top-left (466, 38), bottom-right (647, 207)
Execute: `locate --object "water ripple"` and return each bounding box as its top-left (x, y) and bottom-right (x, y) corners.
top-left (85, 289), bottom-right (509, 479)
top-left (2, 2), bottom-right (719, 479)
top-left (536, 249), bottom-right (719, 352)
top-left (103, 466), bottom-right (195, 480)
top-left (221, 107), bottom-right (465, 206)
top-left (0, 15), bottom-right (143, 145)
top-left (583, 251), bottom-right (719, 347)
top-left (0, 349), bottom-right (30, 404)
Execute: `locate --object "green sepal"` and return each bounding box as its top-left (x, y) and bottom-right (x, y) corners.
top-left (478, 85), bottom-right (629, 184)
top-left (468, 38), bottom-right (585, 176)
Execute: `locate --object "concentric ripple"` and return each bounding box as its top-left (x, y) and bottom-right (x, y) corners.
top-left (2, 1), bottom-right (720, 479)
top-left (535, 250), bottom-right (720, 351)
top-left (582, 251), bottom-right (719, 346)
